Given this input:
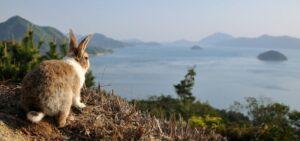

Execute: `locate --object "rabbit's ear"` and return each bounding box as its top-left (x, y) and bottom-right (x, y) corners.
top-left (78, 34), bottom-right (92, 53)
top-left (69, 29), bottom-right (78, 52)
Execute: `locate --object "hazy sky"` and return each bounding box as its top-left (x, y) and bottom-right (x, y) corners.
top-left (1, 0), bottom-right (300, 41)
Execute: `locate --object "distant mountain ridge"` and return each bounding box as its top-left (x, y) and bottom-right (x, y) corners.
top-left (199, 32), bottom-right (300, 48)
top-left (89, 33), bottom-right (129, 49)
top-left (3, 16), bottom-right (300, 49)
top-left (166, 39), bottom-right (197, 47)
top-left (124, 39), bottom-right (161, 46)
top-left (0, 16), bottom-right (66, 50)
top-left (215, 35), bottom-right (300, 48)
top-left (199, 32), bottom-right (234, 46)
top-left (0, 16), bottom-right (131, 53)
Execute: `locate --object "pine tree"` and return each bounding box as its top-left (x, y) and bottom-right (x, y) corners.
top-left (43, 39), bottom-right (67, 60)
top-left (85, 70), bottom-right (95, 88)
top-left (0, 29), bottom-right (42, 82)
top-left (174, 66), bottom-right (196, 120)
top-left (174, 66), bottom-right (196, 102)
top-left (0, 29), bottom-right (96, 88)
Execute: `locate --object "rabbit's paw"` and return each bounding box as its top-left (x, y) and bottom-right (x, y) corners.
top-left (75, 102), bottom-right (86, 109)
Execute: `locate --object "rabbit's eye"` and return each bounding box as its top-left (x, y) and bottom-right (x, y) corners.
top-left (85, 56), bottom-right (89, 60)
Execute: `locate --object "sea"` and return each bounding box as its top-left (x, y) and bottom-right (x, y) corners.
top-left (90, 45), bottom-right (300, 110)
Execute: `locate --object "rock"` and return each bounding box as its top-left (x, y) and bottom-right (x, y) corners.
top-left (191, 45), bottom-right (203, 50)
top-left (258, 50), bottom-right (287, 61)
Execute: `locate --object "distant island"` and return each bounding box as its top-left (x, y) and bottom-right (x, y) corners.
top-left (124, 39), bottom-right (161, 46)
top-left (198, 32), bottom-right (300, 48)
top-left (190, 45), bottom-right (203, 50)
top-left (86, 46), bottom-right (113, 56)
top-left (199, 32), bottom-right (234, 46)
top-left (257, 50), bottom-right (287, 61)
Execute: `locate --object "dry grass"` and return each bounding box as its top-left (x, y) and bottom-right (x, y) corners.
top-left (0, 82), bottom-right (226, 141)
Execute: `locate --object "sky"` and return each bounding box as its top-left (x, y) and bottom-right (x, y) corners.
top-left (1, 0), bottom-right (300, 42)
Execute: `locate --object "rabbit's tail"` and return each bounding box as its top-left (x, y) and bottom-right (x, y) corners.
top-left (27, 111), bottom-right (45, 123)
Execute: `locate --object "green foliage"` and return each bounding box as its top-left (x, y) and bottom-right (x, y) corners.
top-left (0, 30), bottom-right (42, 82)
top-left (85, 70), bottom-right (95, 88)
top-left (174, 66), bottom-right (197, 120)
top-left (133, 67), bottom-right (220, 121)
top-left (0, 16), bottom-right (66, 46)
top-left (289, 111), bottom-right (300, 128)
top-left (221, 97), bottom-right (300, 141)
top-left (174, 66), bottom-right (196, 102)
top-left (133, 95), bottom-right (182, 119)
top-left (219, 110), bottom-right (250, 124)
top-left (133, 67), bottom-right (300, 140)
top-left (0, 29), bottom-right (95, 88)
top-left (43, 41), bottom-right (67, 60)
top-left (189, 115), bottom-right (223, 129)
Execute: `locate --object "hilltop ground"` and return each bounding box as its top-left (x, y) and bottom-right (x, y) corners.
top-left (0, 82), bottom-right (225, 141)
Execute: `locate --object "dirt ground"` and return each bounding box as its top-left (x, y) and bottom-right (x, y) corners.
top-left (0, 83), bottom-right (225, 141)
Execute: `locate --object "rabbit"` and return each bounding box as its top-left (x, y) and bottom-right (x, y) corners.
top-left (20, 30), bottom-right (92, 127)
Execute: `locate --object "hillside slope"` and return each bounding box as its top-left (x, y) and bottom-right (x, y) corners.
top-left (0, 16), bottom-right (66, 49)
top-left (0, 83), bottom-right (225, 141)
top-left (199, 33), bottom-right (234, 46)
top-left (89, 33), bottom-right (129, 49)
top-left (0, 16), bottom-right (129, 54)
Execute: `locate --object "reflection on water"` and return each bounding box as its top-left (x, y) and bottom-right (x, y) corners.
top-left (90, 45), bottom-right (300, 110)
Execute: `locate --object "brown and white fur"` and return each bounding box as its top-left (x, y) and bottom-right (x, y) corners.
top-left (20, 30), bottom-right (92, 127)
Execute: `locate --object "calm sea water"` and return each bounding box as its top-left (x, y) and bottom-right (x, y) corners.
top-left (90, 45), bottom-right (300, 110)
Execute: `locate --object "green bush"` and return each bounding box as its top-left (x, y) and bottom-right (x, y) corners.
top-left (221, 97), bottom-right (300, 141)
top-left (133, 67), bottom-right (300, 141)
top-left (42, 40), bottom-right (67, 60)
top-left (174, 66), bottom-right (196, 102)
top-left (0, 29), bottom-right (95, 88)
top-left (133, 67), bottom-right (220, 120)
top-left (85, 70), bottom-right (95, 88)
top-left (0, 30), bottom-right (42, 82)
top-left (189, 115), bottom-right (223, 129)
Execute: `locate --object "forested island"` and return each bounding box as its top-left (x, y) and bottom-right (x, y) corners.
top-left (258, 50), bottom-right (287, 61)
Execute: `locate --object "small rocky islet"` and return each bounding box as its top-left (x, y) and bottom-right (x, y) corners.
top-left (190, 45), bottom-right (203, 50)
top-left (257, 50), bottom-right (287, 61)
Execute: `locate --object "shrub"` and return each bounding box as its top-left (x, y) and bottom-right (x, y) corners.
top-left (85, 70), bottom-right (95, 88)
top-left (189, 115), bottom-right (223, 129)
top-left (174, 66), bottom-right (196, 102)
top-left (0, 29), bottom-right (95, 88)
top-left (0, 30), bottom-right (42, 82)
top-left (133, 69), bottom-right (300, 140)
